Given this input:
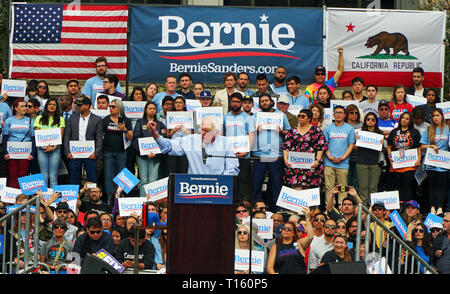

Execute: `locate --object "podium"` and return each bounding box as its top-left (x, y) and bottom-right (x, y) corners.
top-left (166, 174), bottom-right (238, 274)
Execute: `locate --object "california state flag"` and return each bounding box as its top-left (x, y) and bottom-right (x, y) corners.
top-left (325, 8), bottom-right (446, 88)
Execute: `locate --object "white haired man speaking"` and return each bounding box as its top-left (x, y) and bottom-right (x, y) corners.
top-left (148, 116), bottom-right (239, 175)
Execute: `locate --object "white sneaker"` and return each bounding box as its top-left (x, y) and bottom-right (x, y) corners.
top-left (437, 208), bottom-right (443, 215)
top-left (431, 207), bottom-right (436, 215)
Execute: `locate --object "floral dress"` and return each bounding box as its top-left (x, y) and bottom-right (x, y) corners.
top-left (281, 126), bottom-right (327, 188)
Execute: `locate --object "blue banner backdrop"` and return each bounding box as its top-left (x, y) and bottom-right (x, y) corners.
top-left (130, 6), bottom-right (323, 84)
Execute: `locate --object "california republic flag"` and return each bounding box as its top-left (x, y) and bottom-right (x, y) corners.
top-left (325, 8), bottom-right (446, 88)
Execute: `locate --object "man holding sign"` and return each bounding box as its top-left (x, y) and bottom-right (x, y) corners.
top-left (64, 96), bottom-right (103, 186)
top-left (223, 92), bottom-right (255, 202)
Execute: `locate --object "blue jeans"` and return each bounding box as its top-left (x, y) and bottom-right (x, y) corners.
top-left (253, 158), bottom-right (283, 210)
top-left (137, 156), bottom-right (160, 197)
top-left (69, 158), bottom-right (97, 185)
top-left (103, 151), bottom-right (127, 195)
top-left (37, 146), bottom-right (61, 188)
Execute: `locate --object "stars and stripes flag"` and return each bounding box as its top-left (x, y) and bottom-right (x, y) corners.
top-left (9, 4), bottom-right (128, 81)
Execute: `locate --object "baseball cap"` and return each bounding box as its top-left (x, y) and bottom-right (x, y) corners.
top-left (55, 202), bottom-right (70, 211)
top-left (315, 65), bottom-right (326, 74)
top-left (372, 202), bottom-right (386, 210)
top-left (378, 100), bottom-right (390, 109)
top-left (75, 94), bottom-right (92, 106)
top-left (405, 200), bottom-right (420, 209)
top-left (200, 90), bottom-right (212, 99)
top-left (277, 95), bottom-right (290, 104)
top-left (242, 95), bottom-right (253, 102)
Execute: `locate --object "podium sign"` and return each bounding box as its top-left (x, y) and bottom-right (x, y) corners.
top-left (167, 174), bottom-right (237, 274)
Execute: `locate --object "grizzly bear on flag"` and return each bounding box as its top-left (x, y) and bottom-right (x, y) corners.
top-left (364, 31), bottom-right (409, 56)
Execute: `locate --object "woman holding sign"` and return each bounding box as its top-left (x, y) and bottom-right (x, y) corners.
top-left (420, 108), bottom-right (449, 216)
top-left (387, 111), bottom-right (421, 203)
top-left (2, 99), bottom-right (35, 188)
top-left (133, 101), bottom-right (167, 197)
top-left (33, 98), bottom-right (65, 188)
top-left (281, 109), bottom-right (326, 190)
top-left (355, 112), bottom-right (384, 206)
top-left (166, 96), bottom-right (190, 174)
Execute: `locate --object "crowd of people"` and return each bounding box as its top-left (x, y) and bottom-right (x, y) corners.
top-left (0, 50), bottom-right (449, 274)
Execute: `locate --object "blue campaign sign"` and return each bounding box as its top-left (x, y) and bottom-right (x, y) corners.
top-left (53, 185), bottom-right (79, 203)
top-left (389, 210), bottom-right (407, 240)
top-left (174, 174), bottom-right (233, 205)
top-left (18, 173), bottom-right (48, 195)
top-left (6, 205), bottom-right (36, 214)
top-left (129, 6), bottom-right (323, 83)
top-left (113, 168), bottom-right (140, 194)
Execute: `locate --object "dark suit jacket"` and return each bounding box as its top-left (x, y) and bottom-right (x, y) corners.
top-left (63, 111), bottom-right (104, 159)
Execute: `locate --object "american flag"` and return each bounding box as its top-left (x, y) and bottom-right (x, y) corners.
top-left (10, 4), bottom-right (128, 80)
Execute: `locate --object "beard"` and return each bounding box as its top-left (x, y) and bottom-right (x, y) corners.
top-left (275, 76), bottom-right (285, 84)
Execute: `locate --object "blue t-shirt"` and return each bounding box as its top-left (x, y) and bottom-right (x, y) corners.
top-left (3, 116), bottom-right (34, 142)
top-left (253, 110), bottom-right (290, 158)
top-left (223, 111), bottom-right (255, 137)
top-left (0, 102), bottom-right (12, 123)
top-left (81, 75), bottom-right (122, 100)
top-left (420, 126), bottom-right (450, 172)
top-left (270, 83), bottom-right (288, 95)
top-left (323, 122), bottom-right (356, 169)
top-left (378, 118), bottom-right (397, 131)
top-left (153, 92), bottom-right (179, 113)
top-left (176, 90), bottom-right (195, 100)
top-left (287, 94), bottom-right (310, 109)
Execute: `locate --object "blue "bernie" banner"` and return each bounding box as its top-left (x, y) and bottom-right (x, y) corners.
top-left (129, 6), bottom-right (323, 84)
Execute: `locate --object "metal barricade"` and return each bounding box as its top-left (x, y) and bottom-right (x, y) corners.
top-left (355, 203), bottom-right (438, 274)
top-left (0, 196), bottom-right (41, 274)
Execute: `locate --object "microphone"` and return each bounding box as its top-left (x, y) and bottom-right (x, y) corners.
top-left (202, 144), bottom-right (208, 164)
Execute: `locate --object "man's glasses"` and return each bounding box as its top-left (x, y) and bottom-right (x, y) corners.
top-left (379, 108), bottom-right (389, 111)
top-left (299, 114), bottom-right (308, 119)
top-left (315, 73), bottom-right (326, 76)
top-left (88, 230), bottom-right (102, 235)
top-left (53, 226), bottom-right (66, 230)
top-left (56, 210), bottom-right (68, 214)
top-left (324, 224), bottom-right (336, 229)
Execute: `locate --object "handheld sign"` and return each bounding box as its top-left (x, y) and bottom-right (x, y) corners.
top-left (1, 79), bottom-right (26, 97)
top-left (287, 104), bottom-right (304, 116)
top-left (18, 173), bottom-right (47, 195)
top-left (323, 108), bottom-right (333, 127)
top-left (424, 214), bottom-right (443, 233)
top-left (389, 210), bottom-right (407, 240)
top-left (6, 205), bottom-right (36, 214)
top-left (391, 149), bottom-right (418, 169)
top-left (256, 112), bottom-right (283, 130)
top-left (94, 93), bottom-right (120, 109)
top-left (52, 185), bottom-right (79, 202)
top-left (123, 101), bottom-right (146, 119)
top-left (0, 187), bottom-right (22, 204)
top-left (276, 186), bottom-right (320, 213)
top-left (287, 152), bottom-right (315, 169)
top-left (195, 106), bottom-right (224, 126)
top-left (166, 111), bottom-right (194, 129)
top-left (113, 168), bottom-right (140, 194)
top-left (6, 142), bottom-right (32, 159)
top-left (406, 94), bottom-right (427, 108)
top-left (118, 197), bottom-right (147, 217)
top-left (356, 130), bottom-right (384, 151)
top-left (138, 137), bottom-right (161, 156)
top-left (143, 177), bottom-right (168, 202)
top-left (186, 99), bottom-right (202, 112)
top-left (228, 135), bottom-right (250, 153)
top-left (35, 128), bottom-right (62, 147)
top-left (95, 249), bottom-right (125, 273)
top-left (69, 141), bottom-right (95, 159)
top-left (370, 191), bottom-right (400, 210)
top-left (424, 148), bottom-right (450, 170)
top-left (234, 249), bottom-right (265, 273)
top-left (253, 218), bottom-right (274, 240)
top-left (436, 101), bottom-right (450, 119)
top-left (330, 100), bottom-right (358, 110)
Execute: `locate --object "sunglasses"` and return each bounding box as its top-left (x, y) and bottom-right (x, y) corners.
top-left (298, 114), bottom-right (308, 119)
top-left (236, 209), bottom-right (248, 214)
top-left (315, 72), bottom-right (326, 76)
top-left (314, 218), bottom-right (326, 223)
top-left (38, 86), bottom-right (47, 89)
top-left (0, 206), bottom-right (5, 209)
top-left (53, 226), bottom-right (66, 230)
top-left (373, 207), bottom-right (384, 211)
top-left (56, 210), bottom-right (68, 214)
top-left (88, 230), bottom-right (102, 235)
top-left (430, 228), bottom-right (442, 233)
top-left (324, 224), bottom-right (336, 229)
top-left (349, 111), bottom-right (359, 115)
top-left (110, 105), bottom-right (117, 109)
top-left (337, 225), bottom-right (346, 229)
top-left (366, 118), bottom-right (376, 122)
top-left (379, 108), bottom-right (389, 111)
top-left (414, 228), bottom-right (424, 233)
top-left (237, 231), bottom-right (248, 235)
top-left (26, 105), bottom-right (34, 108)
top-left (282, 226), bottom-right (293, 232)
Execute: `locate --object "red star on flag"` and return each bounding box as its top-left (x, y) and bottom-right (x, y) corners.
top-left (345, 22), bottom-right (355, 32)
